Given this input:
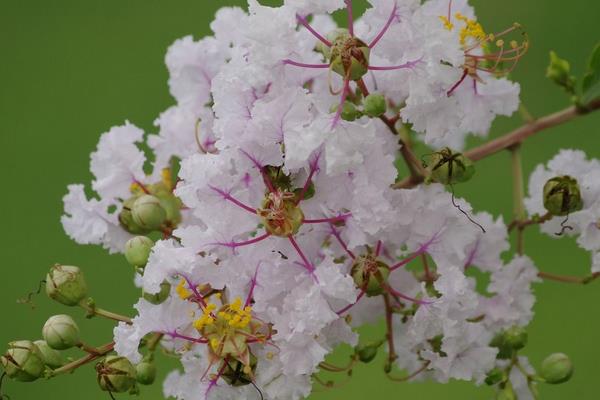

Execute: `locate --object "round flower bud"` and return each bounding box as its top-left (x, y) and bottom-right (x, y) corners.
top-left (119, 196), bottom-right (151, 234)
top-left (364, 94), bottom-right (387, 117)
top-left (45, 264), bottom-right (88, 307)
top-left (355, 341), bottom-right (383, 363)
top-left (350, 254), bottom-right (390, 297)
top-left (540, 353), bottom-right (573, 384)
top-left (221, 354), bottom-right (257, 387)
top-left (340, 101), bottom-right (360, 121)
top-left (543, 176), bottom-right (583, 217)
top-left (131, 195), bottom-right (167, 231)
top-left (330, 33), bottom-right (370, 81)
top-left (426, 148), bottom-right (475, 185)
top-left (42, 315), bottom-right (80, 350)
top-left (33, 340), bottom-right (63, 369)
top-left (96, 355), bottom-right (137, 393)
top-left (124, 236), bottom-right (154, 268)
top-left (504, 326), bottom-right (528, 351)
top-left (143, 281), bottom-right (171, 305)
top-left (1, 340), bottom-right (45, 382)
top-left (135, 361), bottom-right (156, 385)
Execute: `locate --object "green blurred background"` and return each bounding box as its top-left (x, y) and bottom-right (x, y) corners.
top-left (0, 0), bottom-right (599, 398)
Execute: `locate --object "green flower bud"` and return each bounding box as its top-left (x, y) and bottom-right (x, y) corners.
top-left (119, 196), bottom-right (151, 234)
top-left (221, 354), bottom-right (258, 387)
top-left (156, 193), bottom-right (183, 226)
top-left (42, 315), bottom-right (80, 350)
top-left (132, 195), bottom-right (167, 231)
top-left (485, 368), bottom-right (507, 386)
top-left (546, 51), bottom-right (576, 94)
top-left (496, 382), bottom-right (516, 400)
top-left (350, 254), bottom-right (390, 297)
top-left (504, 326), bottom-right (528, 351)
top-left (1, 340), bottom-right (45, 382)
top-left (135, 361), bottom-right (156, 385)
top-left (543, 176), bottom-right (583, 217)
top-left (96, 356), bottom-right (137, 393)
top-left (124, 236), bottom-right (154, 268)
top-left (364, 94), bottom-right (387, 117)
top-left (540, 353), bottom-right (573, 384)
top-left (490, 333), bottom-right (512, 360)
top-left (355, 340), bottom-right (384, 363)
top-left (45, 264), bottom-right (88, 306)
top-left (341, 101), bottom-right (360, 121)
top-left (143, 281), bottom-right (171, 305)
top-left (33, 340), bottom-right (63, 369)
top-left (330, 33), bottom-right (370, 81)
top-left (426, 148), bottom-right (475, 185)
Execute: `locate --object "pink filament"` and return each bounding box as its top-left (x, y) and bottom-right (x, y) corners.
top-left (296, 14), bottom-right (332, 47)
top-left (208, 185), bottom-right (257, 215)
top-left (282, 59), bottom-right (330, 69)
top-left (369, 1), bottom-right (398, 48)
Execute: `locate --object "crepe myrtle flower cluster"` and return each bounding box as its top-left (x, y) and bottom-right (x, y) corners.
top-left (4, 0), bottom-right (600, 399)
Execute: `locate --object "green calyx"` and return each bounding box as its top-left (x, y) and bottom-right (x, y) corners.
top-left (329, 32), bottom-right (370, 81)
top-left (33, 340), bottom-right (64, 369)
top-left (364, 94), bottom-right (387, 117)
top-left (485, 367), bottom-right (507, 386)
top-left (96, 355), bottom-right (137, 393)
top-left (42, 315), bottom-right (80, 350)
top-left (1, 340), bottom-right (45, 382)
top-left (46, 264), bottom-right (88, 306)
top-left (543, 176), bottom-right (583, 216)
top-left (220, 354), bottom-right (258, 387)
top-left (125, 236), bottom-right (154, 268)
top-left (425, 147), bottom-right (475, 185)
top-left (355, 340), bottom-right (384, 363)
top-left (540, 353), bottom-right (573, 384)
top-left (350, 254), bottom-right (390, 297)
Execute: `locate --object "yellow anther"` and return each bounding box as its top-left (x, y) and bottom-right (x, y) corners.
top-left (496, 39), bottom-right (505, 47)
top-left (439, 16), bottom-right (454, 31)
top-left (210, 338), bottom-right (220, 351)
top-left (176, 279), bottom-right (192, 300)
top-left (266, 352), bottom-right (274, 360)
top-left (510, 40), bottom-right (518, 49)
top-left (161, 168), bottom-right (173, 190)
top-left (243, 365), bottom-right (252, 374)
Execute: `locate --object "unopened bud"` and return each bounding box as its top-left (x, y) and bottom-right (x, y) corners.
top-left (485, 368), bottom-right (506, 386)
top-left (33, 340), bottom-right (63, 369)
top-left (46, 264), bottom-right (88, 306)
top-left (355, 340), bottom-right (383, 363)
top-left (543, 176), bottom-right (583, 216)
top-left (1, 340), bottom-right (45, 382)
top-left (119, 196), bottom-right (151, 234)
top-left (42, 315), bottom-right (80, 350)
top-left (546, 51), bottom-right (576, 94)
top-left (96, 355), bottom-right (137, 393)
top-left (125, 236), bottom-right (154, 268)
top-left (364, 94), bottom-right (387, 117)
top-left (426, 148), bottom-right (475, 185)
top-left (504, 326), bottom-right (528, 351)
top-left (135, 361), bottom-right (156, 385)
top-left (143, 281), bottom-right (171, 305)
top-left (331, 101), bottom-right (361, 122)
top-left (540, 353), bottom-right (573, 384)
top-left (132, 195), bottom-right (167, 231)
top-left (156, 193), bottom-right (183, 226)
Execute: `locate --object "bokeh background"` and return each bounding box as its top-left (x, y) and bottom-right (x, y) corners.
top-left (1, 0), bottom-right (599, 399)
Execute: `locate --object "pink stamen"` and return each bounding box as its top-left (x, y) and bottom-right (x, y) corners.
top-left (288, 235), bottom-right (315, 272)
top-left (369, 1), bottom-right (398, 48)
top-left (296, 14), bottom-right (332, 47)
top-left (304, 213), bottom-right (352, 224)
top-left (386, 285), bottom-right (433, 306)
top-left (447, 0), bottom-right (453, 21)
top-left (244, 263), bottom-right (262, 308)
top-left (472, 78), bottom-right (478, 95)
top-left (375, 240), bottom-right (383, 257)
top-left (239, 149), bottom-right (276, 193)
top-left (208, 185), bottom-right (257, 215)
top-left (132, 178), bottom-right (150, 194)
top-left (345, 0), bottom-right (355, 37)
top-left (282, 59), bottom-right (330, 69)
top-left (166, 331), bottom-right (208, 344)
top-left (447, 69), bottom-right (468, 97)
top-left (296, 152), bottom-right (321, 204)
top-left (336, 289), bottom-right (366, 315)
top-left (211, 232), bottom-right (272, 250)
top-left (390, 234), bottom-right (438, 271)
top-left (205, 361), bottom-right (228, 397)
top-left (368, 57), bottom-right (422, 71)
top-left (330, 225), bottom-right (356, 260)
top-left (183, 275), bottom-right (208, 308)
top-left (331, 78), bottom-right (351, 129)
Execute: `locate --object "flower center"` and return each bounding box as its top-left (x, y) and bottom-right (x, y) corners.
top-left (329, 33), bottom-right (370, 81)
top-left (258, 190), bottom-right (304, 237)
top-left (350, 253), bottom-right (390, 297)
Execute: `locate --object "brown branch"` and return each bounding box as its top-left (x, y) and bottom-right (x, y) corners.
top-left (386, 360), bottom-right (431, 382)
top-left (50, 342), bottom-right (115, 377)
top-left (538, 271), bottom-right (600, 285)
top-left (382, 294), bottom-right (398, 367)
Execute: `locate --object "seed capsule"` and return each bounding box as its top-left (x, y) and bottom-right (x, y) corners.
top-left (96, 355), bottom-right (137, 393)
top-left (426, 148), bottom-right (475, 185)
top-left (125, 236), bottom-right (154, 268)
top-left (350, 254), bottom-right (390, 297)
top-left (355, 340), bottom-right (383, 363)
top-left (329, 33), bottom-right (370, 81)
top-left (33, 340), bottom-right (64, 369)
top-left (42, 315), bottom-right (80, 350)
top-left (46, 264), bottom-right (88, 306)
top-left (131, 195), bottom-right (167, 231)
top-left (1, 340), bottom-right (45, 382)
top-left (543, 176), bottom-right (583, 217)
top-left (540, 353), bottom-right (573, 384)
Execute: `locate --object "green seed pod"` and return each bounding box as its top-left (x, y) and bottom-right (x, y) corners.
top-left (33, 340), bottom-right (63, 369)
top-left (119, 196), bottom-right (151, 234)
top-left (540, 353), bottom-right (573, 384)
top-left (543, 176), bottom-right (583, 217)
top-left (485, 368), bottom-right (507, 386)
top-left (496, 382), bottom-right (516, 400)
top-left (125, 236), bottom-right (154, 268)
top-left (504, 326), bottom-right (528, 351)
top-left (42, 315), bottom-right (80, 350)
top-left (221, 354), bottom-right (257, 387)
top-left (135, 361), bottom-right (156, 385)
top-left (329, 33), bottom-right (370, 81)
top-left (143, 281), bottom-right (171, 305)
top-left (45, 264), bottom-right (88, 306)
top-left (355, 340), bottom-right (383, 363)
top-left (1, 340), bottom-right (45, 382)
top-left (364, 94), bottom-right (387, 117)
top-left (426, 148), bottom-right (475, 185)
top-left (96, 355), bottom-right (137, 393)
top-left (350, 254), bottom-right (390, 297)
top-left (131, 195), bottom-right (167, 231)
